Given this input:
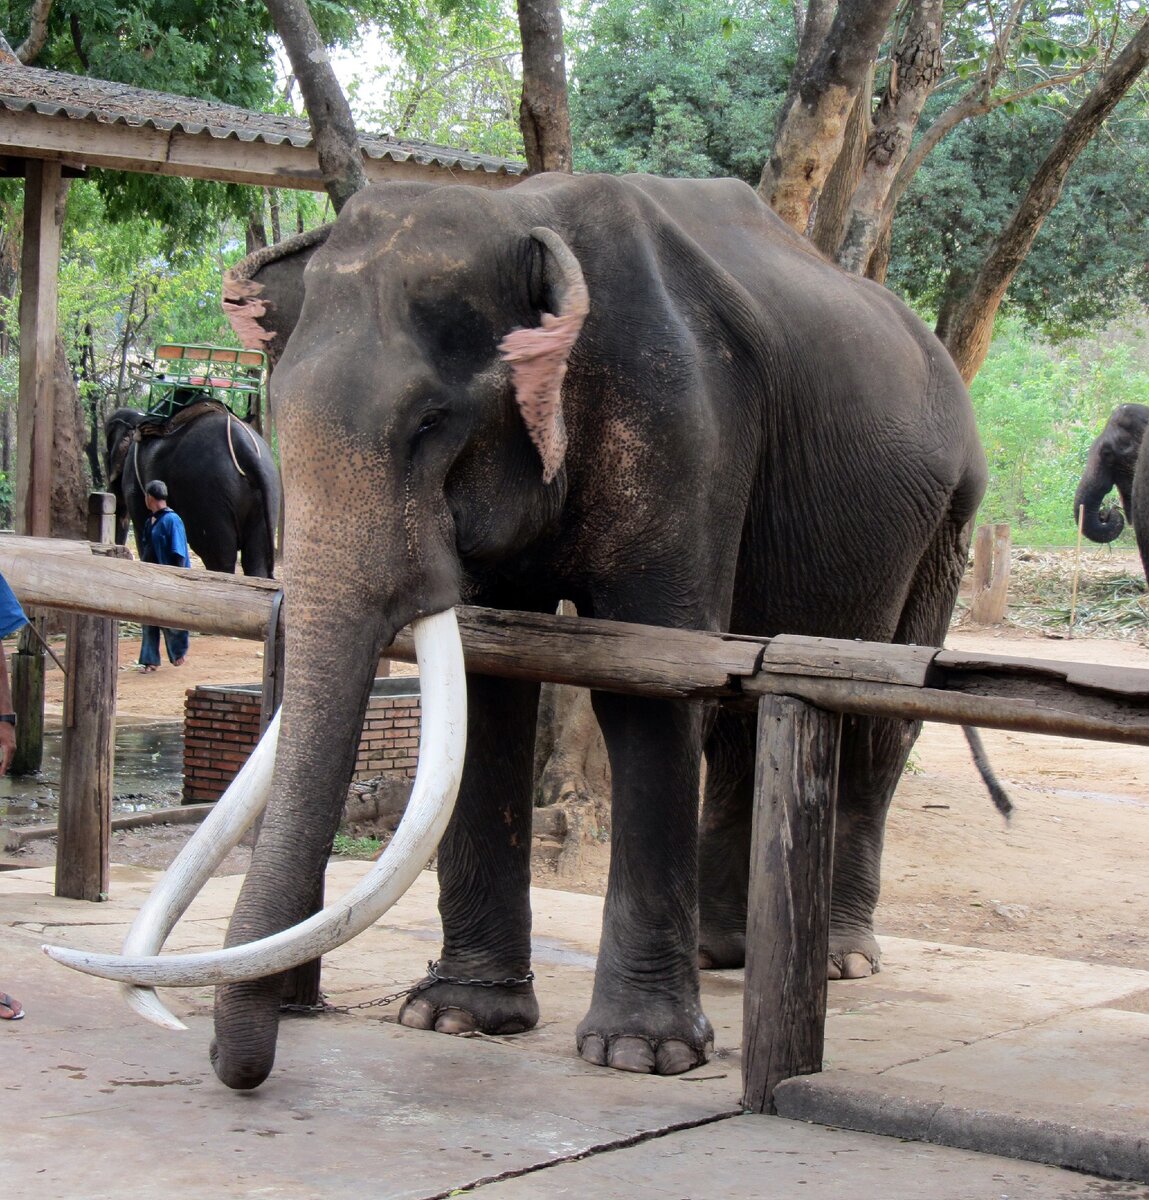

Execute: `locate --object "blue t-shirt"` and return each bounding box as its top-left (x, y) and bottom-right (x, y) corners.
top-left (144, 508), bottom-right (191, 569)
top-left (0, 570), bottom-right (27, 638)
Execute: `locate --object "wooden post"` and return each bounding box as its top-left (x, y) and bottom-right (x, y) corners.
top-left (55, 611), bottom-right (117, 901)
top-left (742, 693), bottom-right (840, 1114)
top-left (16, 161), bottom-right (66, 538)
top-left (969, 522), bottom-right (1011, 625)
top-left (10, 617), bottom-right (45, 776)
top-left (87, 491), bottom-right (117, 544)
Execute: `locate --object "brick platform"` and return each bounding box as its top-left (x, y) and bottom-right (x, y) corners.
top-left (182, 678), bottom-right (422, 803)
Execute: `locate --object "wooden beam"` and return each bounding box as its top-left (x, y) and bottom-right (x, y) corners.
top-left (742, 694), bottom-right (840, 1113)
top-left (16, 160), bottom-right (65, 537)
top-left (2, 536), bottom-right (1149, 743)
top-left (0, 111), bottom-right (520, 192)
top-left (0, 535), bottom-right (280, 639)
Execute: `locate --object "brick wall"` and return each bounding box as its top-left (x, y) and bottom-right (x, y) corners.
top-left (183, 679), bottom-right (422, 804)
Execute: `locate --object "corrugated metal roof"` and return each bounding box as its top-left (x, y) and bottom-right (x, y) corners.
top-left (0, 62), bottom-right (526, 178)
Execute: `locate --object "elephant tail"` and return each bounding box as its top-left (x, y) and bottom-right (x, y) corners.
top-left (962, 725), bottom-right (1012, 819)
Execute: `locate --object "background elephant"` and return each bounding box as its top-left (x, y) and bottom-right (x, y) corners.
top-left (99, 174), bottom-right (987, 1091)
top-left (105, 399), bottom-right (281, 577)
top-left (1074, 402), bottom-right (1149, 581)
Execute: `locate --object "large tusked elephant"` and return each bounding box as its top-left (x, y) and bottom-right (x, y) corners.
top-left (105, 400), bottom-right (282, 577)
top-left (1073, 402), bottom-right (1149, 581)
top-left (54, 174), bottom-right (987, 1090)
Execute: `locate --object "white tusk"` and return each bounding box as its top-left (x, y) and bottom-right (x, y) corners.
top-left (118, 709), bottom-right (280, 1029)
top-left (43, 609), bottom-right (466, 988)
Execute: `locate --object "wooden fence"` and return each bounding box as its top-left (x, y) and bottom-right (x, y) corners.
top-left (3, 532), bottom-right (1148, 1113)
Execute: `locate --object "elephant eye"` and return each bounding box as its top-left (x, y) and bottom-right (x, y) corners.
top-left (415, 409), bottom-right (446, 437)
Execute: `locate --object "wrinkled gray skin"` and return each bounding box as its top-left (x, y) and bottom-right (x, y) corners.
top-left (1074, 402), bottom-right (1149, 582)
top-left (213, 174), bottom-right (987, 1090)
top-left (105, 405), bottom-right (281, 577)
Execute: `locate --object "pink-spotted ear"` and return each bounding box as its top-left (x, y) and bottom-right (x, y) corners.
top-left (498, 227), bottom-right (589, 484)
top-left (221, 272), bottom-right (274, 351)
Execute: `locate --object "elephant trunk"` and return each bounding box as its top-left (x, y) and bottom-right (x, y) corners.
top-left (40, 609), bottom-right (467, 1090)
top-left (1074, 468), bottom-right (1126, 544)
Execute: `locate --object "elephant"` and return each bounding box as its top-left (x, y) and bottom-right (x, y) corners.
top-left (1073, 402), bottom-right (1149, 581)
top-left (52, 174), bottom-right (987, 1091)
top-left (105, 398), bottom-right (282, 577)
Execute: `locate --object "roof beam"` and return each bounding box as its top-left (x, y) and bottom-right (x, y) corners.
top-left (0, 109), bottom-right (519, 190)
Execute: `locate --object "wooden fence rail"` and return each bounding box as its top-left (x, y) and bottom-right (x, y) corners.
top-left (3, 533), bottom-right (1149, 1112)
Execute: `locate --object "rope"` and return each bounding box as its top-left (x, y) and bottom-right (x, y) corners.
top-left (224, 411), bottom-right (248, 477)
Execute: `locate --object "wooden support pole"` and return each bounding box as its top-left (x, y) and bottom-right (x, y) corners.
top-left (55, 612), bottom-right (117, 901)
top-left (16, 160), bottom-right (66, 538)
top-left (969, 522), bottom-right (1011, 625)
top-left (742, 693), bottom-right (840, 1114)
top-left (86, 491), bottom-right (117, 544)
top-left (10, 617), bottom-right (45, 776)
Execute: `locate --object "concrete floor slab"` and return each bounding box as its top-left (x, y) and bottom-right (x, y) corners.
top-left (4, 860), bottom-right (1149, 1195)
top-left (469, 1113), bottom-right (1149, 1199)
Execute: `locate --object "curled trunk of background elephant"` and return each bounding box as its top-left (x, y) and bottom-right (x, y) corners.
top-left (1074, 472), bottom-right (1126, 543)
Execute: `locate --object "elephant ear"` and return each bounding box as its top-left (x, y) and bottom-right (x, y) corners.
top-left (498, 227), bottom-right (589, 485)
top-left (222, 226), bottom-right (331, 366)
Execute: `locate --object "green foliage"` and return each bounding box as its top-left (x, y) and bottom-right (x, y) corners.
top-left (348, 1), bottom-right (523, 157)
top-left (567, 0), bottom-right (793, 183)
top-left (969, 318), bottom-right (1149, 545)
top-left (889, 98), bottom-right (1149, 337)
top-left (331, 833), bottom-right (384, 858)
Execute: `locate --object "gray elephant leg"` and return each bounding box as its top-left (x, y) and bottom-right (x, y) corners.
top-left (827, 713), bottom-right (918, 977)
top-left (398, 673), bottom-right (540, 1035)
top-left (698, 707), bottom-right (755, 969)
top-left (576, 691), bottom-right (713, 1075)
top-left (829, 517), bottom-right (969, 978)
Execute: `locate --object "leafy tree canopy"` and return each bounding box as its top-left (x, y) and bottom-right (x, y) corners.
top-left (889, 94), bottom-right (1149, 336)
top-left (567, 0), bottom-right (794, 183)
top-left (347, 0), bottom-right (523, 158)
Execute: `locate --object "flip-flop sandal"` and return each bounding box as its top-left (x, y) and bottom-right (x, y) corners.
top-left (0, 992), bottom-right (24, 1020)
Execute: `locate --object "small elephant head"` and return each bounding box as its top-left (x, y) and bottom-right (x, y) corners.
top-left (1074, 403), bottom-right (1149, 543)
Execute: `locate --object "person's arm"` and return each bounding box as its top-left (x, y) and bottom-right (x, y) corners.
top-left (0, 638), bottom-right (16, 776)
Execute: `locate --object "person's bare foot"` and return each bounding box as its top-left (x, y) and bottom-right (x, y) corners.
top-left (173, 656), bottom-right (187, 667)
top-left (0, 991), bottom-right (24, 1020)
top-left (138, 664), bottom-right (158, 673)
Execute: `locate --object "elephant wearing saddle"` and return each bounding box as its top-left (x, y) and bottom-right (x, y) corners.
top-left (55, 174), bottom-right (987, 1091)
top-left (105, 399), bottom-right (282, 577)
top-left (1074, 402), bottom-right (1149, 582)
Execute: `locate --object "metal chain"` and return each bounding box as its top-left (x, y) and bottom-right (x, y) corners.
top-left (279, 960), bottom-right (536, 1017)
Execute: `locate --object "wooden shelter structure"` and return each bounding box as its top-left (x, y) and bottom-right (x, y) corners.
top-left (0, 61), bottom-right (524, 536)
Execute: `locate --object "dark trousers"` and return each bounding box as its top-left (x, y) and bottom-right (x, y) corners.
top-left (139, 625), bottom-right (189, 666)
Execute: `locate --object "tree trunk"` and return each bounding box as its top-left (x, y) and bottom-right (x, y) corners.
top-left (939, 16), bottom-right (1149, 383)
top-left (50, 336), bottom-right (89, 540)
top-left (264, 0), bottom-right (367, 212)
top-left (811, 64), bottom-right (873, 258)
top-left (759, 0), bottom-right (900, 234)
top-left (516, 0), bottom-right (573, 174)
top-left (836, 0), bottom-right (944, 274)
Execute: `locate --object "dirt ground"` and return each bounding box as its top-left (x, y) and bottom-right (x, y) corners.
top-left (10, 560), bottom-right (1149, 978)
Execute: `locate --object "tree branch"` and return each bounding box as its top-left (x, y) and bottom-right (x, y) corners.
top-left (264, 0), bottom-right (367, 213)
top-left (939, 15), bottom-right (1149, 382)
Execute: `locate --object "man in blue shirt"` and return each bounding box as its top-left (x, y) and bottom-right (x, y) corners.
top-left (138, 479), bottom-right (192, 671)
top-left (0, 568), bottom-right (26, 1018)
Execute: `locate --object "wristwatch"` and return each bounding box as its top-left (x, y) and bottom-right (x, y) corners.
top-left (0, 714), bottom-right (16, 726)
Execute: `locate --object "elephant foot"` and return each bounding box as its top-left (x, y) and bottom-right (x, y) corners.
top-left (697, 924), bottom-right (745, 970)
top-left (575, 1001), bottom-right (713, 1075)
top-left (397, 966), bottom-right (539, 1037)
top-left (827, 929), bottom-right (881, 980)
